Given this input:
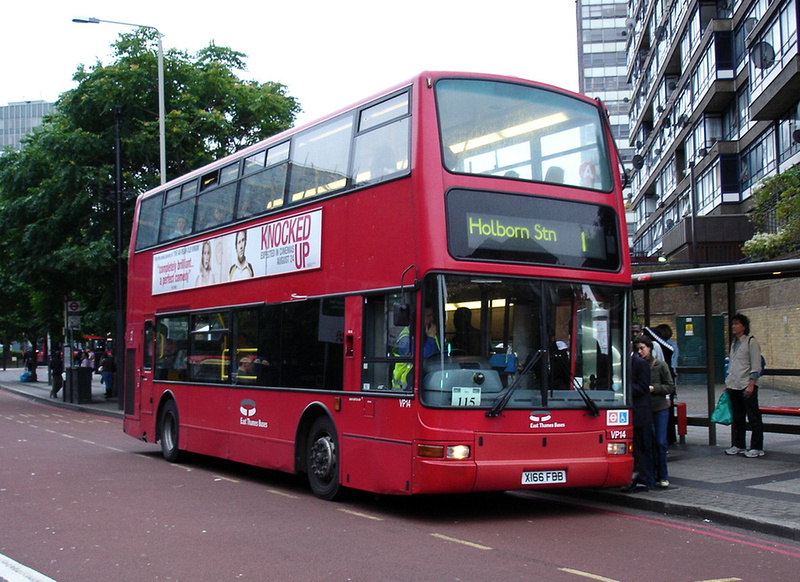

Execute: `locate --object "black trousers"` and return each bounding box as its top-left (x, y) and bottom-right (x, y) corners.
top-left (632, 423), bottom-right (654, 486)
top-left (728, 386), bottom-right (764, 450)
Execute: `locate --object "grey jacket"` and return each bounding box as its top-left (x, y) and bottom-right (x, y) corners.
top-left (726, 334), bottom-right (761, 391)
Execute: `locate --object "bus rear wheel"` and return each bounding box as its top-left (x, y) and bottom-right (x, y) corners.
top-left (306, 416), bottom-right (342, 500)
top-left (160, 400), bottom-right (182, 463)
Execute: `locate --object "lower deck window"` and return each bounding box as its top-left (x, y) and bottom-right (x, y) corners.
top-left (154, 299), bottom-right (344, 390)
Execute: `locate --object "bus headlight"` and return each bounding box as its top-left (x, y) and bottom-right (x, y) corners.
top-left (446, 445), bottom-right (471, 459)
top-left (417, 444), bottom-right (471, 459)
top-left (607, 442), bottom-right (627, 455)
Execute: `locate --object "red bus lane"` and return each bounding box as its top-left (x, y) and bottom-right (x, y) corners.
top-left (3, 391), bottom-right (800, 582)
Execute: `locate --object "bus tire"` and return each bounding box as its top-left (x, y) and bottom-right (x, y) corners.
top-left (306, 416), bottom-right (342, 500)
top-left (159, 399), bottom-right (182, 463)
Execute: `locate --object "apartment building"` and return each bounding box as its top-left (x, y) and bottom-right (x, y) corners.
top-left (607, 0), bottom-right (799, 264)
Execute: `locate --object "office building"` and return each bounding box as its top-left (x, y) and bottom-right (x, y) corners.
top-left (576, 0), bottom-right (637, 250)
top-left (0, 100), bottom-right (55, 153)
top-left (577, 0), bottom-right (635, 168)
top-left (623, 0), bottom-right (800, 264)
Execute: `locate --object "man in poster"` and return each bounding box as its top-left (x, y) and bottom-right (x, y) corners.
top-left (229, 229), bottom-right (254, 280)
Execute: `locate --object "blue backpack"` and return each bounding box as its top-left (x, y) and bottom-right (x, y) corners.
top-left (749, 336), bottom-right (766, 376)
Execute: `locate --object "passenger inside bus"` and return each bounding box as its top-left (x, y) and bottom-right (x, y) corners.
top-left (451, 307), bottom-right (481, 355)
top-left (155, 337), bottom-right (188, 381)
top-left (205, 205), bottom-right (230, 228)
top-left (172, 216), bottom-right (191, 238)
top-left (545, 166), bottom-right (565, 184)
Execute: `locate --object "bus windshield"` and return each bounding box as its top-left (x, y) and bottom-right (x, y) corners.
top-left (420, 274), bottom-right (626, 410)
top-left (436, 78), bottom-right (613, 191)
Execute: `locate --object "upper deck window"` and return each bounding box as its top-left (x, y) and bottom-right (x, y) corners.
top-left (353, 94), bottom-right (410, 185)
top-left (359, 93), bottom-right (409, 131)
top-left (238, 142), bottom-right (289, 219)
top-left (134, 89), bottom-right (411, 252)
top-left (435, 79), bottom-right (613, 192)
top-left (289, 116), bottom-right (354, 202)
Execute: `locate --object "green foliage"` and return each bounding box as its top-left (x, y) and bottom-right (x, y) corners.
top-left (743, 164), bottom-right (800, 260)
top-left (0, 30), bottom-right (299, 344)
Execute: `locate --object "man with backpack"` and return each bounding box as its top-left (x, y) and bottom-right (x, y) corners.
top-left (724, 313), bottom-right (765, 458)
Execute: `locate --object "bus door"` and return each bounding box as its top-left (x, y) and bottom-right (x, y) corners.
top-left (341, 292), bottom-right (416, 494)
top-left (138, 320), bottom-right (155, 417)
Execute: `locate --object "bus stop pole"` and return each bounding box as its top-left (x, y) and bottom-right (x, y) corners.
top-left (704, 282), bottom-right (717, 446)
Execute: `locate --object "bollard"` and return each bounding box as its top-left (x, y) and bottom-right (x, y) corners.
top-left (675, 401), bottom-right (687, 444)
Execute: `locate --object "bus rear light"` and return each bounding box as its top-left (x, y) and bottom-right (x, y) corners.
top-left (607, 442), bottom-right (628, 455)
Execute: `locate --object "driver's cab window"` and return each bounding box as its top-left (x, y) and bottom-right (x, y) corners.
top-left (362, 293), bottom-right (414, 392)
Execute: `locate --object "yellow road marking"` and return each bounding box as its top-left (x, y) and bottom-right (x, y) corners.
top-left (558, 567), bottom-right (619, 582)
top-left (214, 476), bottom-right (239, 483)
top-left (338, 508), bottom-right (384, 521)
top-left (267, 489), bottom-right (299, 499)
top-left (430, 533), bottom-right (492, 550)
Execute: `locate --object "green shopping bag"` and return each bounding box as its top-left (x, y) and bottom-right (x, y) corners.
top-left (710, 391), bottom-right (732, 425)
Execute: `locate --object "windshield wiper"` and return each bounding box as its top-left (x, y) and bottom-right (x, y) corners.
top-left (571, 375), bottom-right (600, 417)
top-left (486, 349), bottom-right (545, 417)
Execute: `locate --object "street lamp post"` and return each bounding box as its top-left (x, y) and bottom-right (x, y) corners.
top-left (73, 16), bottom-right (166, 407)
top-left (72, 17), bottom-right (166, 185)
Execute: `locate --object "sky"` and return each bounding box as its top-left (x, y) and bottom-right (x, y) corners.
top-left (3, 0), bottom-right (579, 127)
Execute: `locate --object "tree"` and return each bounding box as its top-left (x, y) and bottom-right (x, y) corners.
top-left (743, 164), bottom-right (800, 260)
top-left (0, 30), bottom-right (299, 346)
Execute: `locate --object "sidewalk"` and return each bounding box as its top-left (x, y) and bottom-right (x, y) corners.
top-left (2, 370), bottom-right (800, 539)
top-left (0, 367), bottom-right (123, 419)
top-left (565, 382), bottom-right (800, 541)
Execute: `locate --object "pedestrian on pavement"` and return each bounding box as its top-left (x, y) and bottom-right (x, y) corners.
top-left (654, 323), bottom-right (680, 445)
top-left (49, 352), bottom-right (64, 399)
top-left (99, 350), bottom-right (116, 399)
top-left (654, 323), bottom-right (679, 379)
top-left (634, 335), bottom-right (675, 488)
top-left (622, 345), bottom-right (654, 492)
top-left (81, 348), bottom-right (94, 370)
top-left (725, 313), bottom-right (765, 458)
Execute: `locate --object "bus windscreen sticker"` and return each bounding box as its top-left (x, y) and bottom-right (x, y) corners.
top-left (152, 208), bottom-right (322, 294)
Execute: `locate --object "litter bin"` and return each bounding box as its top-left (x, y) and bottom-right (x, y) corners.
top-left (65, 367), bottom-right (93, 404)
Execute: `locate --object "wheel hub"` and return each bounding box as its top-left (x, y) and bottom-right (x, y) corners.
top-left (310, 435), bottom-right (336, 480)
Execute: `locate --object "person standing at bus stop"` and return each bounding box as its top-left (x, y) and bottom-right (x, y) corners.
top-left (49, 351), bottom-right (64, 399)
top-left (623, 346), bottom-right (653, 492)
top-left (634, 335), bottom-right (674, 488)
top-left (725, 313), bottom-right (765, 458)
top-left (100, 350), bottom-right (117, 399)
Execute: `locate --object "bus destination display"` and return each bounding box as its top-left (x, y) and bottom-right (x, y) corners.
top-left (447, 189), bottom-right (621, 271)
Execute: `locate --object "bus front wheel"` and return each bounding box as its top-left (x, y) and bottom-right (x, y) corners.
top-left (160, 400), bottom-right (182, 463)
top-left (306, 416), bottom-right (342, 500)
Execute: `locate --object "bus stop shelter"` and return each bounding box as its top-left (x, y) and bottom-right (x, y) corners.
top-left (632, 258), bottom-right (800, 445)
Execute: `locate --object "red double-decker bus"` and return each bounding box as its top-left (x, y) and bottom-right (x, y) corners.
top-left (123, 72), bottom-right (633, 499)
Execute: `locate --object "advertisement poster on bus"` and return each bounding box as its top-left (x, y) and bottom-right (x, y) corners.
top-left (152, 208), bottom-right (322, 295)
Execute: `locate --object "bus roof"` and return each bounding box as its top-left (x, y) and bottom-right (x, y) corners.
top-left (138, 71), bottom-right (601, 202)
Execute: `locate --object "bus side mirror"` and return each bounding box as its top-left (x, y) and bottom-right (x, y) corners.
top-left (393, 303), bottom-right (411, 327)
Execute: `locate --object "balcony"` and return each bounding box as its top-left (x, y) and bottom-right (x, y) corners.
top-left (661, 214), bottom-right (754, 262)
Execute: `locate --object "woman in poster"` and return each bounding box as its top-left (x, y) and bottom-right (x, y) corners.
top-left (195, 240), bottom-right (216, 286)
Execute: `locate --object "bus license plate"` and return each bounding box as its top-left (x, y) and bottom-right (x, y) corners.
top-left (521, 470), bottom-right (567, 485)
